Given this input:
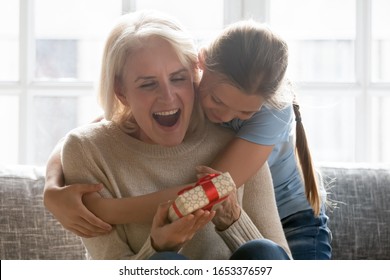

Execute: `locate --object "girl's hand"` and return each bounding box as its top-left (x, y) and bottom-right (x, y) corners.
top-left (195, 165), bottom-right (222, 179)
top-left (150, 201), bottom-right (215, 252)
top-left (43, 183), bottom-right (112, 238)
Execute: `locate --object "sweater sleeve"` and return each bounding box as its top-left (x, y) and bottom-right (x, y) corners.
top-left (215, 210), bottom-right (263, 252)
top-left (62, 130), bottom-right (156, 260)
top-left (82, 231), bottom-right (157, 260)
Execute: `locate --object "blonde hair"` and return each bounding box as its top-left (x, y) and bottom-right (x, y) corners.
top-left (98, 10), bottom-right (201, 134)
top-left (203, 20), bottom-right (321, 215)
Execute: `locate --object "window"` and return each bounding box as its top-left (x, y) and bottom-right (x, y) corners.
top-left (372, 0), bottom-right (390, 82)
top-left (269, 0), bottom-right (358, 162)
top-left (0, 0), bottom-right (389, 165)
top-left (0, 1), bottom-right (19, 81)
top-left (270, 0), bottom-right (356, 83)
top-left (135, 0), bottom-right (224, 45)
top-left (0, 0), bottom-right (224, 165)
top-left (0, 1), bottom-right (19, 163)
top-left (371, 0), bottom-right (390, 162)
top-left (268, 0), bottom-right (390, 162)
top-left (0, 0), bottom-right (123, 164)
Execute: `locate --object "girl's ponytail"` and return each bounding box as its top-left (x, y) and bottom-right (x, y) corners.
top-left (293, 101), bottom-right (321, 216)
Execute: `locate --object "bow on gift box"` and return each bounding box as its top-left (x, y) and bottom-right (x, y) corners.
top-left (168, 172), bottom-right (236, 221)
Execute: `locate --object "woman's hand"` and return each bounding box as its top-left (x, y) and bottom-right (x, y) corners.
top-left (212, 188), bottom-right (241, 231)
top-left (196, 165), bottom-right (240, 231)
top-left (150, 201), bottom-right (215, 252)
top-left (195, 165), bottom-right (222, 179)
top-left (43, 183), bottom-right (112, 238)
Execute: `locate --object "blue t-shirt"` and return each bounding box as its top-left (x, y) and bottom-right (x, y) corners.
top-left (222, 104), bottom-right (311, 219)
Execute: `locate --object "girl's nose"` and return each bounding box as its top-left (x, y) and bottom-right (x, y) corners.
top-left (217, 109), bottom-right (236, 123)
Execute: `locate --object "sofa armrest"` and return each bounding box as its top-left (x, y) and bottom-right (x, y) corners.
top-left (0, 164), bottom-right (86, 260)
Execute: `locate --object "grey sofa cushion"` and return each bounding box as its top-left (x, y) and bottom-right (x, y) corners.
top-left (0, 164), bottom-right (86, 260)
top-left (320, 163), bottom-right (390, 260)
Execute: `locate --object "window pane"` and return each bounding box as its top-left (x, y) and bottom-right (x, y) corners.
top-left (300, 94), bottom-right (356, 162)
top-left (0, 96), bottom-right (19, 164)
top-left (34, 0), bottom-right (122, 81)
top-left (372, 96), bottom-right (390, 162)
top-left (135, 0), bottom-right (224, 44)
top-left (372, 0), bottom-right (390, 82)
top-left (270, 0), bottom-right (355, 83)
top-left (0, 1), bottom-right (19, 81)
top-left (32, 95), bottom-right (102, 165)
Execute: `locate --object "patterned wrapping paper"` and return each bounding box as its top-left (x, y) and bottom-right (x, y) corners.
top-left (168, 172), bottom-right (236, 221)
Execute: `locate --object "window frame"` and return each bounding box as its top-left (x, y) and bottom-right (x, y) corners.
top-left (0, 0), bottom-right (389, 164)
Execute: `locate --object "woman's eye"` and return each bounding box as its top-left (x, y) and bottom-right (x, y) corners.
top-left (242, 112), bottom-right (255, 118)
top-left (172, 77), bottom-right (186, 82)
top-left (140, 82), bottom-right (156, 88)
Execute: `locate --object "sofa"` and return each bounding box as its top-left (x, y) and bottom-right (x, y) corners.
top-left (1, 162), bottom-right (389, 260)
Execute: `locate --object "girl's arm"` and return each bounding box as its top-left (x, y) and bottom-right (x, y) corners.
top-left (84, 137), bottom-right (273, 225)
top-left (43, 139), bottom-right (112, 237)
top-left (207, 137), bottom-right (274, 187)
top-left (48, 135), bottom-right (273, 230)
top-left (82, 184), bottom-right (185, 224)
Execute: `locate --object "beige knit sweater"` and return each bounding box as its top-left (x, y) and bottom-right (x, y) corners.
top-left (62, 120), bottom-right (291, 259)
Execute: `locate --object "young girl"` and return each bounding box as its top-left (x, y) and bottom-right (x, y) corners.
top-left (44, 17), bottom-right (331, 260)
top-left (195, 21), bottom-right (331, 259)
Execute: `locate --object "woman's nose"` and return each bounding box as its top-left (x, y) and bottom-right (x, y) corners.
top-left (158, 83), bottom-right (175, 103)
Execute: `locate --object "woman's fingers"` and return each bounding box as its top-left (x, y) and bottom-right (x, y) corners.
top-left (187, 209), bottom-right (215, 231)
top-left (195, 165), bottom-right (222, 179)
top-left (196, 165), bottom-right (222, 175)
top-left (151, 203), bottom-right (214, 251)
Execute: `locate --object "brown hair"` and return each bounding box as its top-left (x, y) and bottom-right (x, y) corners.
top-left (203, 20), bottom-right (321, 215)
top-left (202, 20), bottom-right (288, 106)
top-left (293, 102), bottom-right (321, 216)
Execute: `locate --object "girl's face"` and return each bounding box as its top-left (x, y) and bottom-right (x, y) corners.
top-left (116, 37), bottom-right (195, 146)
top-left (198, 70), bottom-right (264, 123)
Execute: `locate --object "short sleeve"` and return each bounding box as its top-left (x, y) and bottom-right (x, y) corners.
top-left (225, 105), bottom-right (293, 146)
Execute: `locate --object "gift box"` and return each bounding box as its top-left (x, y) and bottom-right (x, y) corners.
top-left (168, 172), bottom-right (236, 221)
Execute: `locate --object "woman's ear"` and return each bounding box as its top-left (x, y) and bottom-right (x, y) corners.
top-left (114, 77), bottom-right (128, 106)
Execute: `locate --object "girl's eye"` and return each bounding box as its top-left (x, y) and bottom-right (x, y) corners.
top-left (211, 95), bottom-right (222, 104)
top-left (241, 111), bottom-right (255, 119)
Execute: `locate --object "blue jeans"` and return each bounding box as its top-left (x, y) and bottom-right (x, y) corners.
top-left (149, 239), bottom-right (290, 260)
top-left (282, 208), bottom-right (332, 260)
top-left (230, 239), bottom-right (290, 260)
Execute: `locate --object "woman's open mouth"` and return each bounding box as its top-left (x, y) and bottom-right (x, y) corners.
top-left (153, 109), bottom-right (181, 127)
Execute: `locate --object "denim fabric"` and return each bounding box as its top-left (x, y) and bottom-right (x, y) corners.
top-left (149, 239), bottom-right (290, 260)
top-left (282, 208), bottom-right (332, 260)
top-left (230, 239), bottom-right (290, 260)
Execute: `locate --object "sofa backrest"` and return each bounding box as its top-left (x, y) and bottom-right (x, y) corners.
top-left (319, 163), bottom-right (390, 260)
top-left (0, 164), bottom-right (86, 260)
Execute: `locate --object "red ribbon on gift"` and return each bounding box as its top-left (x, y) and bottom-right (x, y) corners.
top-left (172, 173), bottom-right (228, 219)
